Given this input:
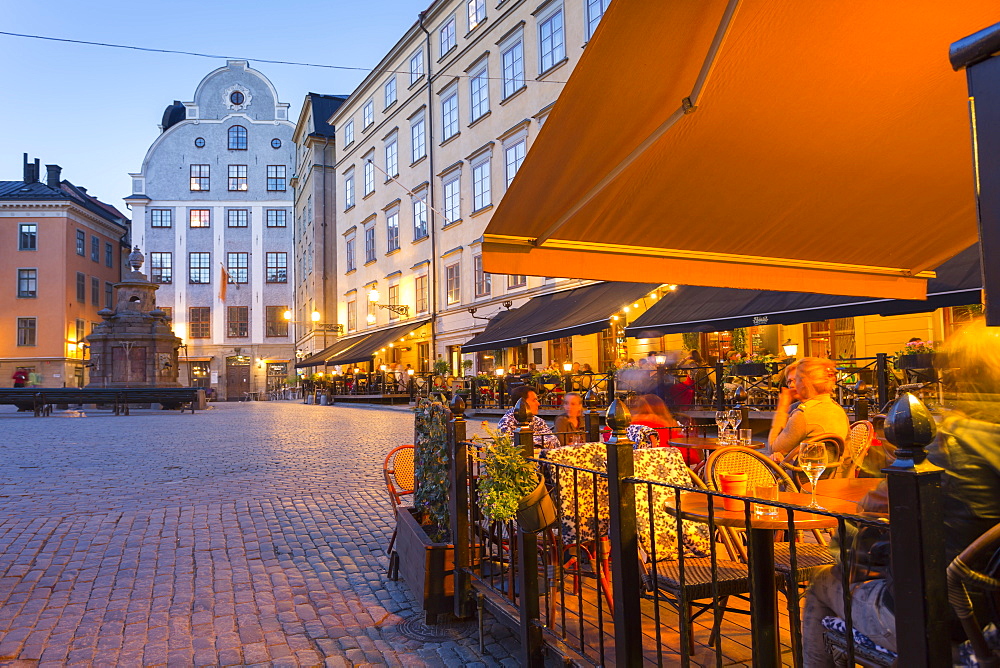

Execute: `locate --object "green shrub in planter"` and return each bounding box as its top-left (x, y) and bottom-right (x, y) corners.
top-left (413, 397), bottom-right (451, 542)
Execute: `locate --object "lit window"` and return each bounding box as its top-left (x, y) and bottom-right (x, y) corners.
top-left (411, 117), bottom-right (426, 162)
top-left (502, 40), bottom-right (525, 98)
top-left (470, 65), bottom-right (489, 120)
top-left (188, 252), bottom-right (211, 284)
top-left (385, 137), bottom-right (398, 178)
top-left (150, 252), bottom-right (172, 284)
top-left (388, 284), bottom-right (400, 321)
top-left (227, 252), bottom-right (249, 283)
top-left (468, 0), bottom-right (485, 30)
top-left (363, 100), bottom-right (374, 129)
top-left (505, 139), bottom-right (526, 187)
top-left (347, 300), bottom-right (357, 331)
top-left (228, 165), bottom-right (248, 191)
top-left (228, 125), bottom-right (247, 150)
top-left (150, 209), bottom-right (172, 228)
top-left (227, 306), bottom-right (249, 338)
top-left (409, 50), bottom-right (424, 84)
top-left (442, 92), bottom-right (459, 140)
top-left (439, 16), bottom-right (456, 55)
top-left (384, 77), bottom-right (397, 108)
top-left (18, 223), bottom-right (37, 250)
top-left (474, 255), bottom-right (491, 297)
top-left (344, 120), bottom-right (355, 146)
top-left (190, 164), bottom-right (210, 191)
top-left (267, 165), bottom-right (286, 191)
top-left (413, 197), bottom-right (428, 239)
top-left (17, 269), bottom-right (37, 298)
top-left (444, 177), bottom-right (461, 224)
top-left (266, 252), bottom-right (287, 283)
top-left (446, 262), bottom-right (461, 305)
top-left (472, 159), bottom-right (492, 211)
top-left (189, 209), bottom-right (211, 228)
top-left (266, 209), bottom-right (286, 227)
top-left (386, 209), bottom-right (400, 252)
top-left (586, 0), bottom-right (610, 39)
top-left (539, 8), bottom-right (566, 72)
top-left (188, 307), bottom-right (210, 339)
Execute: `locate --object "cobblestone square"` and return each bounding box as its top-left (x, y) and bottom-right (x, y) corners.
top-left (0, 402), bottom-right (517, 667)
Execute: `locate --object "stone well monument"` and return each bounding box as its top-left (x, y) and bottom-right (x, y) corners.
top-left (86, 247), bottom-right (182, 387)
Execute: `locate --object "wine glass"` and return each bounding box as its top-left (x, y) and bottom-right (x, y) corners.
top-left (715, 411), bottom-right (728, 441)
top-left (727, 409), bottom-right (742, 431)
top-left (798, 441), bottom-right (828, 509)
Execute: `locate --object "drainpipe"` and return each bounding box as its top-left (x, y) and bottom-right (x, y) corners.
top-left (418, 11), bottom-right (438, 367)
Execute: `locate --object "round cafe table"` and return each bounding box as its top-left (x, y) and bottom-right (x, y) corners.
top-left (666, 435), bottom-right (765, 455)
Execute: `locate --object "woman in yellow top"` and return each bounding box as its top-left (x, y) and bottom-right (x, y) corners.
top-left (768, 357), bottom-right (849, 463)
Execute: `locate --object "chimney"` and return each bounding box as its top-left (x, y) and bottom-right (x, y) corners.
top-left (46, 164), bottom-right (62, 188)
top-left (22, 154), bottom-right (37, 183)
top-left (34, 159), bottom-right (40, 183)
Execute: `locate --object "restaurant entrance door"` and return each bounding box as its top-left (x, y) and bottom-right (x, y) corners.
top-left (225, 355), bottom-right (251, 400)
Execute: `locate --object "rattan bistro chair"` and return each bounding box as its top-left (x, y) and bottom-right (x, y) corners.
top-left (838, 420), bottom-right (877, 478)
top-left (948, 521), bottom-right (1000, 667)
top-left (383, 444), bottom-right (415, 580)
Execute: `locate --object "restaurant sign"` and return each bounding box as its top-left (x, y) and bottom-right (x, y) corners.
top-left (752, 316), bottom-right (769, 326)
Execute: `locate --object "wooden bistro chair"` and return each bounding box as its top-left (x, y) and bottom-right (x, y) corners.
top-left (838, 420), bottom-right (877, 478)
top-left (705, 445), bottom-right (835, 664)
top-left (383, 444), bottom-right (415, 580)
top-left (948, 521), bottom-right (1000, 667)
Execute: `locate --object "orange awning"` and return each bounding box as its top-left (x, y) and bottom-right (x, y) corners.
top-left (483, 0), bottom-right (997, 299)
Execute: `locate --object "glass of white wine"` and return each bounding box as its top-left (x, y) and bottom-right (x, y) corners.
top-left (798, 441), bottom-right (828, 510)
top-left (715, 411), bottom-right (728, 442)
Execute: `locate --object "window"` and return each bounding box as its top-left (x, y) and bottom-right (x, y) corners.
top-left (367, 293), bottom-right (376, 326)
top-left (151, 209), bottom-right (172, 228)
top-left (91, 236), bottom-right (100, 262)
top-left (345, 238), bottom-right (356, 272)
top-left (18, 224), bottom-right (36, 250)
top-left (75, 319), bottom-right (85, 346)
top-left (76, 230), bottom-right (85, 256)
top-left (386, 210), bottom-right (400, 252)
top-left (416, 275), bottom-right (428, 313)
top-left (267, 165), bottom-right (286, 191)
top-left (150, 252), bottom-right (172, 284)
top-left (505, 139), bottom-right (526, 187)
top-left (227, 252), bottom-right (249, 284)
top-left (266, 252), bottom-right (287, 283)
top-left (474, 255), bottom-right (491, 297)
top-left (446, 263), bottom-right (461, 305)
top-left (586, 0), bottom-right (610, 39)
top-left (228, 165), bottom-right (248, 191)
top-left (388, 284), bottom-right (400, 321)
top-left (363, 158), bottom-right (375, 196)
top-left (440, 16), bottom-right (456, 55)
top-left (385, 137), bottom-right (398, 178)
top-left (189, 252), bottom-right (210, 284)
top-left (228, 125), bottom-right (247, 150)
top-left (271, 138), bottom-right (281, 149)
top-left (227, 209), bottom-right (249, 228)
top-left (16, 318), bottom-right (36, 346)
top-left (345, 170), bottom-right (355, 208)
top-left (344, 119), bottom-right (355, 146)
top-left (411, 116), bottom-right (426, 163)
top-left (347, 299), bottom-right (357, 331)
top-left (413, 197), bottom-right (428, 239)
top-left (384, 77), bottom-right (397, 108)
top-left (539, 8), bottom-right (566, 72)
top-left (470, 65), bottom-right (489, 120)
top-left (508, 274), bottom-right (527, 288)
top-left (442, 91), bottom-right (459, 140)
top-left (444, 176), bottom-right (461, 224)
top-left (190, 164), bottom-right (210, 191)
top-left (91, 277), bottom-right (100, 305)
top-left (105, 282), bottom-right (114, 309)
top-left (105, 242), bottom-right (114, 267)
top-left (227, 306), bottom-right (249, 338)
top-left (468, 0), bottom-right (486, 30)
top-left (266, 209), bottom-right (286, 227)
top-left (195, 137), bottom-right (205, 148)
top-left (472, 158), bottom-right (492, 211)
top-left (501, 39), bottom-right (525, 98)
top-left (17, 269), bottom-right (37, 298)
top-left (189, 209), bottom-right (210, 228)
top-left (363, 100), bottom-right (374, 129)
top-left (409, 50), bottom-right (424, 84)
top-left (76, 272), bottom-right (86, 302)
top-left (364, 226), bottom-right (376, 263)
top-left (266, 306), bottom-right (289, 337)
top-left (188, 307), bottom-right (210, 339)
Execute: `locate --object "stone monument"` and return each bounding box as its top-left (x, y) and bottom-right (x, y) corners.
top-left (86, 247), bottom-right (182, 387)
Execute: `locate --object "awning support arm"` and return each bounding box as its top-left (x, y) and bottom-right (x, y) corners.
top-left (532, 0), bottom-right (743, 247)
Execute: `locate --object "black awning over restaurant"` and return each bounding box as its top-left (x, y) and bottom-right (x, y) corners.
top-left (326, 320), bottom-right (430, 367)
top-left (462, 282), bottom-right (659, 353)
top-left (294, 337), bottom-right (359, 369)
top-left (625, 245), bottom-right (982, 338)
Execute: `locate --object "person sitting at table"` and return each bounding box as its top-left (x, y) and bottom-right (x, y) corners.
top-left (554, 392), bottom-right (586, 446)
top-left (625, 394), bottom-right (699, 461)
top-left (767, 357), bottom-right (849, 463)
top-left (497, 385), bottom-right (560, 450)
top-left (801, 319), bottom-right (1000, 666)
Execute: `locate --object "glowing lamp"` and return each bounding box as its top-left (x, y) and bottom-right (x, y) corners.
top-left (311, 311), bottom-right (321, 322)
top-left (563, 363), bottom-right (573, 372)
top-left (495, 368), bottom-right (505, 377)
top-left (368, 288), bottom-right (380, 303)
top-left (655, 355), bottom-right (667, 365)
top-left (407, 369), bottom-right (414, 376)
top-left (366, 313), bottom-right (376, 324)
top-left (380, 365), bottom-right (387, 371)
top-left (782, 339), bottom-right (799, 357)
top-left (283, 309), bottom-right (293, 320)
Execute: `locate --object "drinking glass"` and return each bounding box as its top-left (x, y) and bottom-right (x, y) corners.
top-left (798, 441), bottom-right (828, 510)
top-left (715, 411), bottom-right (728, 441)
top-left (738, 428), bottom-right (753, 446)
top-left (728, 409), bottom-right (742, 431)
top-left (752, 483), bottom-right (779, 518)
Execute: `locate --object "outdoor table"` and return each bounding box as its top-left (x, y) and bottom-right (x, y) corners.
top-left (669, 488), bottom-right (869, 667)
top-left (815, 477), bottom-right (882, 502)
top-left (666, 435), bottom-right (765, 457)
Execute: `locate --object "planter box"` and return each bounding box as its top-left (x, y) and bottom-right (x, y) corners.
top-left (896, 353), bottom-right (935, 369)
top-left (395, 507), bottom-right (455, 623)
top-left (734, 362), bottom-right (771, 376)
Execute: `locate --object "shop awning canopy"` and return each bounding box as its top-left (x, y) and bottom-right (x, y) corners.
top-left (295, 338), bottom-right (358, 368)
top-left (325, 320), bottom-right (430, 367)
top-left (461, 282), bottom-right (659, 353)
top-left (482, 0), bottom-right (996, 301)
top-left (626, 246), bottom-right (982, 338)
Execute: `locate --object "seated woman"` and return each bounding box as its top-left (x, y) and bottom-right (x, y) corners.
top-left (767, 357), bottom-right (849, 463)
top-left (625, 394), bottom-right (702, 464)
top-left (553, 392), bottom-right (586, 446)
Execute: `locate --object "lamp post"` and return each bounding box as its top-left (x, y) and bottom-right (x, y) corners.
top-left (654, 354), bottom-right (668, 401)
top-left (367, 288), bottom-right (410, 321)
top-left (283, 309), bottom-right (342, 353)
top-left (495, 366), bottom-right (507, 407)
top-left (782, 338), bottom-right (799, 357)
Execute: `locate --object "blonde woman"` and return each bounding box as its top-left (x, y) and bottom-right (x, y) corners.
top-left (768, 357), bottom-right (849, 462)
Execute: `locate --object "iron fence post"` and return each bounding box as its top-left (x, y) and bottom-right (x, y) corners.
top-left (605, 399), bottom-right (643, 667)
top-left (514, 399), bottom-right (544, 666)
top-left (448, 395), bottom-right (474, 618)
top-left (584, 388), bottom-right (601, 442)
top-left (714, 361), bottom-right (726, 411)
top-left (883, 392), bottom-right (949, 667)
top-left (875, 353), bottom-right (889, 410)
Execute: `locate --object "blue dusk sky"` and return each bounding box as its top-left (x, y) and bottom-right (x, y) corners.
top-left (0, 0), bottom-right (430, 213)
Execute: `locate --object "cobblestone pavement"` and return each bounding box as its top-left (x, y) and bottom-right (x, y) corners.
top-left (0, 401), bottom-right (520, 667)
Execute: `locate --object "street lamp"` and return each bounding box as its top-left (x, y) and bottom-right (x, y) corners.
top-left (782, 339), bottom-right (799, 357)
top-left (367, 287), bottom-right (410, 318)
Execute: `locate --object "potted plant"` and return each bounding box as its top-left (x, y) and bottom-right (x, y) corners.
top-left (474, 423), bottom-right (557, 533)
top-left (734, 352), bottom-right (777, 376)
top-left (895, 340), bottom-right (936, 369)
top-left (393, 397), bottom-right (456, 622)
top-left (433, 358), bottom-right (451, 377)
top-left (461, 359), bottom-right (474, 376)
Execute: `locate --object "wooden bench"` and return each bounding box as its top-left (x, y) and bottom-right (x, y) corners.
top-left (0, 388), bottom-right (202, 416)
top-left (32, 389), bottom-right (123, 416)
top-left (0, 389), bottom-right (45, 414)
top-left (111, 388), bottom-right (202, 414)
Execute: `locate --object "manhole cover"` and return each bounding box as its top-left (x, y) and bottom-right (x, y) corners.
top-left (396, 616), bottom-right (475, 642)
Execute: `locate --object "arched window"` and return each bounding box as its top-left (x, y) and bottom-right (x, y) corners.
top-left (228, 125), bottom-right (247, 150)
